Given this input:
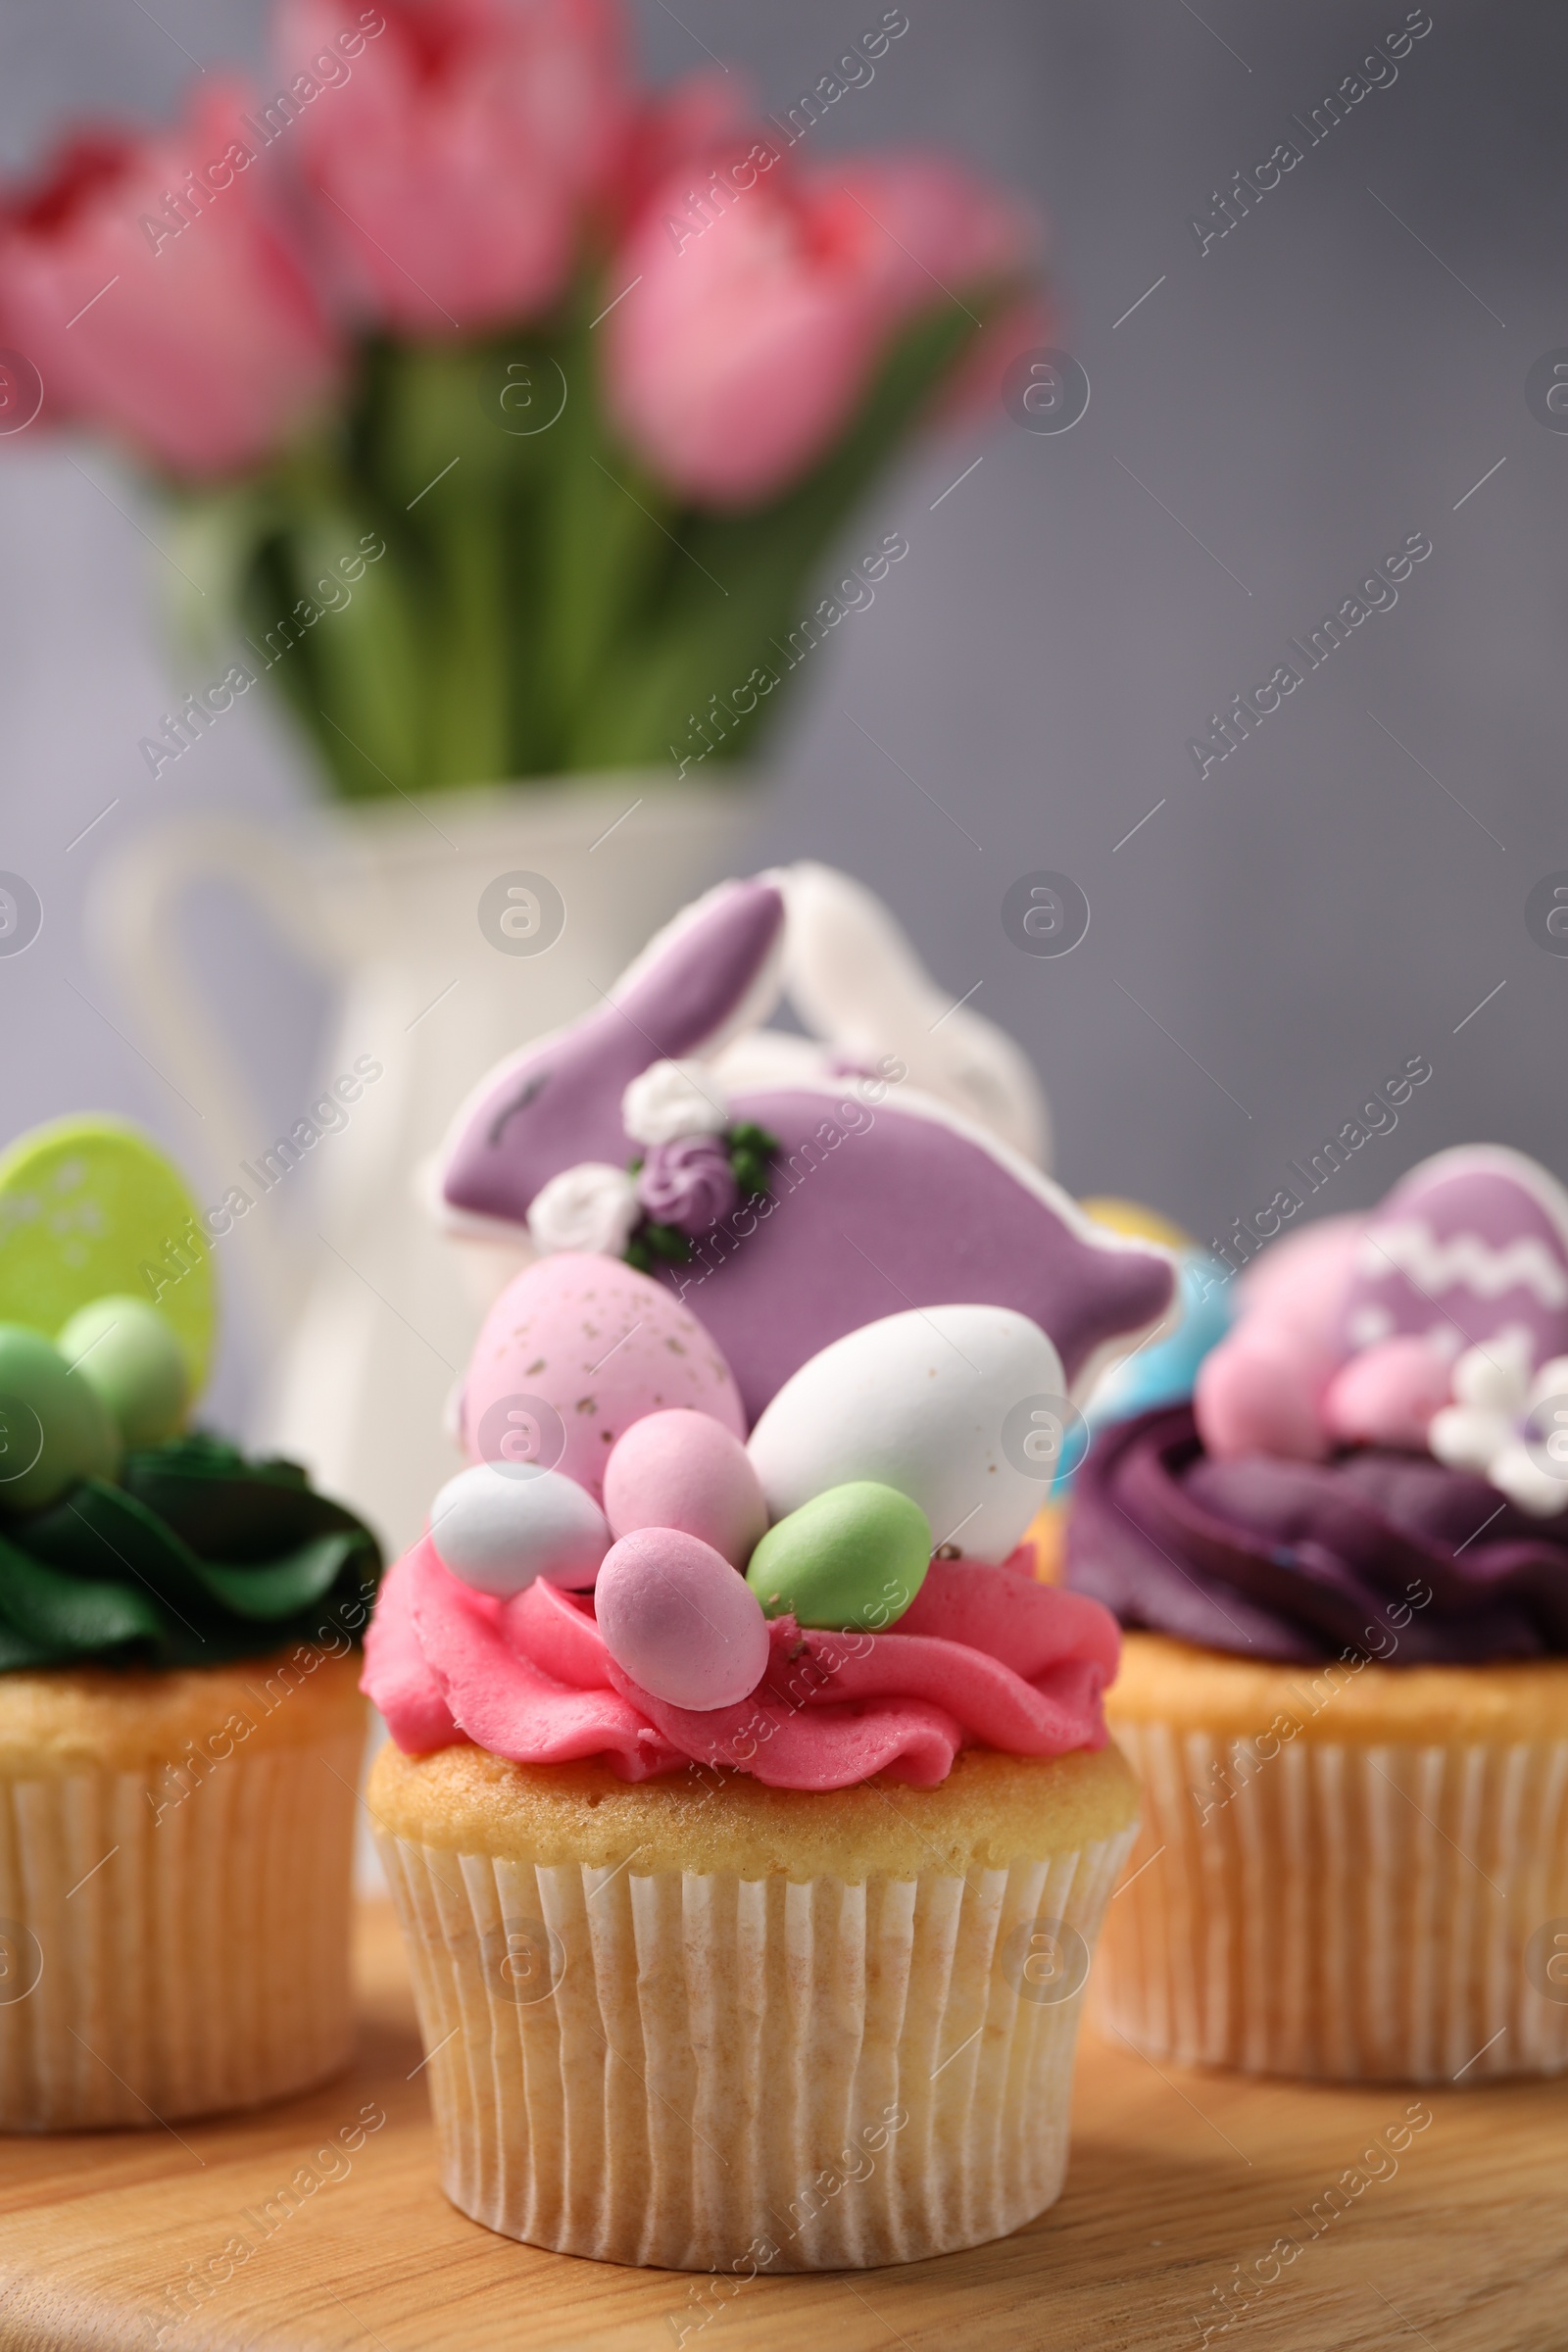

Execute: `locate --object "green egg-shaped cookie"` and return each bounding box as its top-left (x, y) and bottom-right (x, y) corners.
top-left (0, 1115), bottom-right (214, 1396)
top-left (58, 1295), bottom-right (190, 1449)
top-left (745, 1481), bottom-right (931, 1632)
top-left (0, 1324), bottom-right (122, 1513)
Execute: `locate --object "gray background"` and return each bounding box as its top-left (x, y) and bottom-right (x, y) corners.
top-left (2, 0), bottom-right (1565, 1429)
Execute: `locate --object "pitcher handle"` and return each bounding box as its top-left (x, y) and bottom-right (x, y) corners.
top-left (88, 814), bottom-right (335, 1336)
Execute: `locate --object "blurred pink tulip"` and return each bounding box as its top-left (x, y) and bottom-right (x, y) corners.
top-left (0, 84), bottom-right (341, 479)
top-left (605, 145), bottom-right (1036, 508)
top-left (933, 289), bottom-right (1055, 428)
top-left (827, 155), bottom-right (1037, 324)
top-left (280, 0), bottom-right (624, 336)
top-left (610, 68), bottom-right (751, 230)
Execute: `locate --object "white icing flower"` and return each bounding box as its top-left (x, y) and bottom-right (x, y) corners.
top-left (621, 1059), bottom-right (728, 1147)
top-left (1429, 1335), bottom-right (1568, 1518)
top-left (526, 1163), bottom-right (640, 1258)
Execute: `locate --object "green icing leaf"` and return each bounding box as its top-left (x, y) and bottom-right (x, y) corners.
top-left (727, 1122), bottom-right (777, 1204)
top-left (0, 1540), bottom-right (165, 1656)
top-left (727, 1122), bottom-right (779, 1154)
top-left (0, 1435), bottom-right (383, 1672)
top-left (0, 1620), bottom-right (57, 1671)
top-left (192, 1533), bottom-right (363, 1620)
top-left (730, 1153), bottom-right (771, 1200)
top-left (122, 1442), bottom-right (349, 1563)
top-left (24, 1479), bottom-right (222, 1621)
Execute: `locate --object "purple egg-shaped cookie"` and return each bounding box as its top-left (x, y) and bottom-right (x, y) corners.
top-left (1339, 1146), bottom-right (1568, 1374)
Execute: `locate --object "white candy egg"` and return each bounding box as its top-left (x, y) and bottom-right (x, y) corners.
top-left (428, 1463), bottom-right (610, 1596)
top-left (746, 1305), bottom-right (1065, 1566)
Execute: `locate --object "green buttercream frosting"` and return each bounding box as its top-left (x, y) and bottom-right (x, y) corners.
top-left (0, 1432), bottom-right (382, 1672)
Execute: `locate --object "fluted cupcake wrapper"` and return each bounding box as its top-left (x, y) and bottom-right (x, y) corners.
top-left (1097, 1723), bottom-right (1568, 2082)
top-left (377, 1816), bottom-right (1138, 2271)
top-left (0, 1729), bottom-right (364, 2131)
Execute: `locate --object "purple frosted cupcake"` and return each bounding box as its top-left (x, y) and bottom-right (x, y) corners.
top-left (1068, 1147), bottom-right (1568, 2083)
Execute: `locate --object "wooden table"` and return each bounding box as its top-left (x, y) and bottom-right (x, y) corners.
top-left (1, 1902), bottom-right (1562, 2352)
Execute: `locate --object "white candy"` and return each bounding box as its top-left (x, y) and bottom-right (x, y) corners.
top-left (428, 1463), bottom-right (609, 1596)
top-left (746, 1304), bottom-right (1065, 1566)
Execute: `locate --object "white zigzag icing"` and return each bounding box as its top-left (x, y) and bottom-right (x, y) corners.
top-left (1359, 1218), bottom-right (1568, 1307)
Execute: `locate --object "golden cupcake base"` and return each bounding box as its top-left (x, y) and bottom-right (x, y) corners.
top-left (0, 1647), bottom-right (365, 2130)
top-left (371, 1740), bottom-right (1139, 2269)
top-left (1098, 1633), bottom-right (1568, 2082)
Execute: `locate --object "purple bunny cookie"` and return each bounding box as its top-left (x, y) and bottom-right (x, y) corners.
top-left (438, 875), bottom-right (1173, 1422)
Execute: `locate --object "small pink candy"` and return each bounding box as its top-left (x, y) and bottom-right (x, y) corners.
top-left (1195, 1216), bottom-right (1368, 1461)
top-left (1195, 1326), bottom-right (1336, 1462)
top-left (460, 1253), bottom-right (744, 1507)
top-left (595, 1528), bottom-right (770, 1711)
top-left (1236, 1213), bottom-right (1365, 1340)
top-left (1322, 1336), bottom-right (1453, 1449)
top-left (602, 1409), bottom-right (767, 1568)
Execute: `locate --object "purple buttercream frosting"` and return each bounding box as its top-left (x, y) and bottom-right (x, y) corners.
top-left (1066, 1405), bottom-right (1568, 1664)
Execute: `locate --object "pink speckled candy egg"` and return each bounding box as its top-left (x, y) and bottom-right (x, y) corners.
top-left (462, 1253), bottom-right (744, 1508)
top-left (603, 1408), bottom-right (767, 1568)
top-left (595, 1528), bottom-right (770, 1711)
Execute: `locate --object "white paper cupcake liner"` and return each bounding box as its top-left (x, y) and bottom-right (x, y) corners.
top-left (1098, 1722), bottom-right (1568, 2082)
top-left (0, 1726), bottom-right (364, 2130)
top-left (377, 1815), bottom-right (1139, 2270)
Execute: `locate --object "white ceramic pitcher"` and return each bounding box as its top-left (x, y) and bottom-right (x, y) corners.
top-left (91, 776), bottom-right (749, 1555)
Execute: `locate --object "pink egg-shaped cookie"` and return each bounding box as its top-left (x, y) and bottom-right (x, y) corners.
top-left (595, 1529), bottom-right (769, 1711)
top-left (603, 1409), bottom-right (768, 1568)
top-left (462, 1253), bottom-right (744, 1507)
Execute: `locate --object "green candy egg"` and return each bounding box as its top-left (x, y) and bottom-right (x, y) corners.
top-left (0, 1324), bottom-right (122, 1513)
top-left (745, 1481), bottom-right (931, 1632)
top-left (57, 1295), bottom-right (190, 1449)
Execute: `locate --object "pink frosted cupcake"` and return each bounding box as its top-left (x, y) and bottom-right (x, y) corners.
top-left (363, 871), bottom-right (1174, 2268)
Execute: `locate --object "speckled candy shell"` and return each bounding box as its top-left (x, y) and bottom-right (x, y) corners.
top-left (460, 1255), bottom-right (744, 1508)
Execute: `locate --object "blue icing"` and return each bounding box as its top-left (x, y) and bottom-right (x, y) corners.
top-left (1046, 1411), bottom-right (1093, 1495)
top-left (1093, 1250), bottom-right (1234, 1421)
top-left (1050, 1250), bottom-right (1234, 1497)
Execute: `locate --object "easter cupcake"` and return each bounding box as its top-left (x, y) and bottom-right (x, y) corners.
top-left (1069, 1146), bottom-right (1568, 2082)
top-left (364, 872), bottom-right (1173, 2270)
top-left (0, 1116), bottom-right (382, 2129)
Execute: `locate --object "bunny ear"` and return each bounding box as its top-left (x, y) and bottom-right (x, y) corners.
top-left (778, 863), bottom-right (1052, 1166)
top-left (438, 878), bottom-right (785, 1233)
top-left (609, 874), bottom-right (786, 1058)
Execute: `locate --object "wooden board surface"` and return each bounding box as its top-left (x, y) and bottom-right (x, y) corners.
top-left (0, 1900), bottom-right (1563, 2352)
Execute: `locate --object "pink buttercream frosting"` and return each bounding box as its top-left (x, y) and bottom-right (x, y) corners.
top-left (363, 1540), bottom-right (1119, 1790)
